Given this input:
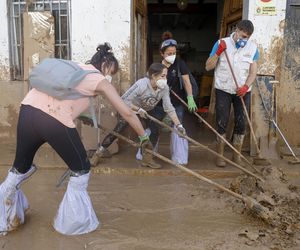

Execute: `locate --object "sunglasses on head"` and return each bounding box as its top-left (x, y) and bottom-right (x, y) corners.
top-left (161, 39), bottom-right (177, 49)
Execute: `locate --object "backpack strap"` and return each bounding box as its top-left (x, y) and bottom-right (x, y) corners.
top-left (88, 97), bottom-right (98, 128)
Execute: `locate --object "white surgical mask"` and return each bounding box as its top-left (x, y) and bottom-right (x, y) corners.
top-left (105, 75), bottom-right (112, 83)
top-left (156, 79), bottom-right (167, 89)
top-left (165, 55), bottom-right (176, 64)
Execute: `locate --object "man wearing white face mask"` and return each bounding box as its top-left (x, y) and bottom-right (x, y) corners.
top-left (90, 63), bottom-right (186, 168)
top-left (205, 20), bottom-right (259, 167)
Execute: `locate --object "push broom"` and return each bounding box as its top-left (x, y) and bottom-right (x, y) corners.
top-left (170, 89), bottom-right (260, 173)
top-left (224, 50), bottom-right (271, 166)
top-left (76, 115), bottom-right (274, 225)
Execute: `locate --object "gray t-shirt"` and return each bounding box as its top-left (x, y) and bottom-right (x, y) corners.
top-left (122, 77), bottom-right (176, 116)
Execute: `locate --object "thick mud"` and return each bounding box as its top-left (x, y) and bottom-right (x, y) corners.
top-left (0, 167), bottom-right (274, 250)
top-left (230, 166), bottom-right (300, 249)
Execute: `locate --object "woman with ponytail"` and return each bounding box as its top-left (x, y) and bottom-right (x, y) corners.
top-left (89, 62), bottom-right (186, 169)
top-left (0, 43), bottom-right (150, 236)
top-left (147, 31), bottom-right (196, 165)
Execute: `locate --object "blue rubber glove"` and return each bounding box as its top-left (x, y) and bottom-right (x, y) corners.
top-left (187, 95), bottom-right (197, 112)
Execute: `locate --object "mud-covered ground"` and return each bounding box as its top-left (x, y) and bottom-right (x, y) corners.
top-left (229, 166), bottom-right (300, 250)
top-left (0, 166), bottom-right (287, 250)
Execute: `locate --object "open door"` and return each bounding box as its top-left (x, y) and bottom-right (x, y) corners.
top-left (219, 0), bottom-right (243, 37)
top-left (131, 0), bottom-right (148, 82)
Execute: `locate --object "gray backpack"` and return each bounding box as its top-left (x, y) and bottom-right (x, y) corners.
top-left (29, 58), bottom-right (99, 100)
top-left (29, 58), bottom-right (99, 127)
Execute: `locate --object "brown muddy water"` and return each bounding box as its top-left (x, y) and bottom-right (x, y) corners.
top-left (0, 166), bottom-right (297, 250)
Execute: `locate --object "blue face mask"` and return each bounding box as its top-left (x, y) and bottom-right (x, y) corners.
top-left (236, 38), bottom-right (248, 48)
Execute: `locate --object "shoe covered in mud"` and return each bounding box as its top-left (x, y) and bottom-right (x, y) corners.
top-left (216, 135), bottom-right (226, 167)
top-left (232, 134), bottom-right (245, 165)
top-left (90, 147), bottom-right (111, 167)
top-left (138, 152), bottom-right (162, 169)
top-left (138, 159), bottom-right (162, 169)
top-left (0, 165), bottom-right (36, 235)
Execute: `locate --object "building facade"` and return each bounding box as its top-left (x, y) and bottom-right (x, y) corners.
top-left (0, 0), bottom-right (299, 152)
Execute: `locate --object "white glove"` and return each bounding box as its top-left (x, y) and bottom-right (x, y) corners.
top-left (176, 124), bottom-right (186, 136)
top-left (137, 108), bottom-right (148, 119)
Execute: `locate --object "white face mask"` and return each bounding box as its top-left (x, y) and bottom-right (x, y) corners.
top-left (156, 79), bottom-right (167, 90)
top-left (105, 75), bottom-right (112, 83)
top-left (164, 55), bottom-right (176, 64)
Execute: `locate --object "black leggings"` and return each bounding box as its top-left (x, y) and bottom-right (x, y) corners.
top-left (101, 117), bottom-right (128, 148)
top-left (13, 105), bottom-right (90, 174)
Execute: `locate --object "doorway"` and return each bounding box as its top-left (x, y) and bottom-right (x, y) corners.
top-left (146, 0), bottom-right (244, 144)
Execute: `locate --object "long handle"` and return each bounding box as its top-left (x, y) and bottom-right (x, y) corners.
top-left (95, 121), bottom-right (245, 201)
top-left (131, 106), bottom-right (263, 181)
top-left (271, 119), bottom-right (300, 160)
top-left (170, 89), bottom-right (257, 171)
top-left (224, 50), bottom-right (261, 156)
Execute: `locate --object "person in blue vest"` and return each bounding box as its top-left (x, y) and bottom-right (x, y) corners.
top-left (205, 20), bottom-right (259, 167)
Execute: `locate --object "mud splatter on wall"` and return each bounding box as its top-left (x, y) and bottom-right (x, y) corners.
top-left (71, 0), bottom-right (132, 150)
top-left (246, 0), bottom-right (288, 152)
top-left (277, 3), bottom-right (300, 146)
top-left (0, 1), bottom-right (10, 81)
top-left (257, 35), bottom-right (284, 79)
top-left (0, 58), bottom-right (10, 81)
top-left (0, 81), bottom-right (27, 141)
top-left (118, 41), bottom-right (131, 94)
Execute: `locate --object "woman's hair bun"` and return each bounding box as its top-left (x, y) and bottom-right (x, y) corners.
top-left (161, 31), bottom-right (173, 41)
top-left (96, 42), bottom-right (112, 53)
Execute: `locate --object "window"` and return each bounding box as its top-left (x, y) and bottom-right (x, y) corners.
top-left (8, 0), bottom-right (71, 80)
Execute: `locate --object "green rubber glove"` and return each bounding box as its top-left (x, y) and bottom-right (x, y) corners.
top-left (187, 95), bottom-right (197, 112)
top-left (138, 134), bottom-right (153, 155)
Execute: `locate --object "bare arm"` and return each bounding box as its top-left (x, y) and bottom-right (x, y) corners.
top-left (244, 61), bottom-right (258, 87)
top-left (96, 79), bottom-right (145, 136)
top-left (205, 54), bottom-right (219, 71)
top-left (161, 89), bottom-right (181, 126)
top-left (168, 112), bottom-right (180, 126)
top-left (181, 74), bottom-right (193, 96)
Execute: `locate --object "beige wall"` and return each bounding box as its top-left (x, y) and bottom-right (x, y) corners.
top-left (243, 1), bottom-right (300, 148)
top-left (0, 81), bottom-right (27, 142)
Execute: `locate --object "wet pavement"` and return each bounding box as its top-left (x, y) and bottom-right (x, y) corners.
top-left (0, 167), bottom-right (272, 250)
top-left (1, 119), bottom-right (300, 249)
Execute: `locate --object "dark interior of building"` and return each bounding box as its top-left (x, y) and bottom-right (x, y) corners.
top-left (147, 0), bottom-right (225, 143)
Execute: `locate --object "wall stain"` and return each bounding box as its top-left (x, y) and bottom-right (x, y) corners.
top-left (0, 104), bottom-right (18, 140)
top-left (0, 56), bottom-right (10, 81)
top-left (276, 17), bottom-right (300, 146)
top-left (257, 35), bottom-right (284, 78)
top-left (117, 39), bottom-right (131, 95)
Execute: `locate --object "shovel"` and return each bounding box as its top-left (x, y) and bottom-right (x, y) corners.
top-left (256, 79), bottom-right (300, 164)
top-left (77, 115), bottom-right (274, 225)
top-left (255, 78), bottom-right (280, 159)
